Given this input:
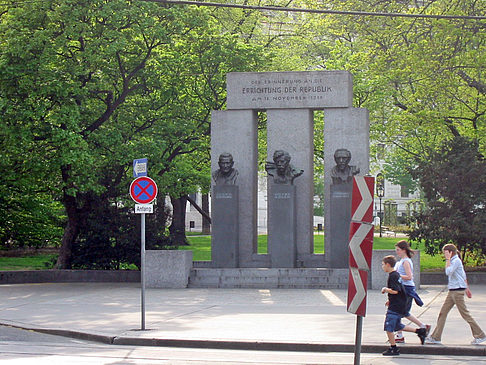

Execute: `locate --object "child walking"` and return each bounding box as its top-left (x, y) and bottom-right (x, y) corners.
top-left (425, 244), bottom-right (486, 345)
top-left (394, 240), bottom-right (430, 343)
top-left (381, 255), bottom-right (426, 356)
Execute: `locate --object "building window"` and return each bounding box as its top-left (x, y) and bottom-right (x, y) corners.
top-left (377, 143), bottom-right (385, 160)
top-left (400, 185), bottom-right (409, 198)
top-left (189, 193), bottom-right (197, 210)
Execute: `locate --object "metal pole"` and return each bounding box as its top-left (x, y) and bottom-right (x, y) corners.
top-left (354, 315), bottom-right (363, 365)
top-left (141, 213), bottom-right (146, 330)
top-left (379, 197), bottom-right (382, 238)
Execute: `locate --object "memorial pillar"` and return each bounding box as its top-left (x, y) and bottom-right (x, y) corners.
top-left (267, 109), bottom-right (314, 266)
top-left (211, 185), bottom-right (239, 267)
top-left (324, 107), bottom-right (369, 268)
top-left (211, 110), bottom-right (258, 267)
top-left (268, 184), bottom-right (296, 268)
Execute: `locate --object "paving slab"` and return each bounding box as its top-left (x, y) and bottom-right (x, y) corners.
top-left (0, 282), bottom-right (485, 356)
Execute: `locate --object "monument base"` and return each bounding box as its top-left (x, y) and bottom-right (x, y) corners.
top-left (328, 183), bottom-right (352, 268)
top-left (211, 185), bottom-right (239, 268)
top-left (146, 250), bottom-right (193, 288)
top-left (268, 184), bottom-right (296, 268)
top-left (189, 268), bottom-right (348, 289)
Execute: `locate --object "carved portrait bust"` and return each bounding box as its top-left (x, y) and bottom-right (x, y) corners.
top-left (331, 148), bottom-right (360, 185)
top-left (265, 150), bottom-right (303, 185)
top-left (212, 152), bottom-right (239, 185)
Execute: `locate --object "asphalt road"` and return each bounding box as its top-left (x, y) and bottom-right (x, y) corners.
top-left (1, 325), bottom-right (486, 365)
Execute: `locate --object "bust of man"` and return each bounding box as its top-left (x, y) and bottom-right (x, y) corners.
top-left (265, 150), bottom-right (303, 185)
top-left (212, 153), bottom-right (239, 185)
top-left (331, 148), bottom-right (360, 185)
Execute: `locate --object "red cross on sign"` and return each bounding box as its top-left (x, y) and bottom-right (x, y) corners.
top-left (130, 176), bottom-right (158, 204)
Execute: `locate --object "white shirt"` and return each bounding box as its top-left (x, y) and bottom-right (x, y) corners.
top-left (445, 255), bottom-right (467, 290)
top-left (395, 257), bottom-right (414, 286)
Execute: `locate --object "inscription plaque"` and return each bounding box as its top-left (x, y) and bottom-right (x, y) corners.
top-left (227, 71), bottom-right (353, 109)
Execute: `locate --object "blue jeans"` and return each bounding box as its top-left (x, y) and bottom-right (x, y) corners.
top-left (384, 310), bottom-right (405, 333)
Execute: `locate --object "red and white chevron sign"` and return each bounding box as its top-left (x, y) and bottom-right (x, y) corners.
top-left (347, 267), bottom-right (368, 317)
top-left (348, 221), bottom-right (374, 271)
top-left (351, 176), bottom-right (375, 223)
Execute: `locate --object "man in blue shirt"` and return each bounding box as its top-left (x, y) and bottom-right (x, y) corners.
top-left (426, 244), bottom-right (486, 345)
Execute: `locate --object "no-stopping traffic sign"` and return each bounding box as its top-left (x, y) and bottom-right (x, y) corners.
top-left (130, 176), bottom-right (158, 204)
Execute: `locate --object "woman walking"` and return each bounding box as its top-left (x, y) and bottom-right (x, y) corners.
top-left (394, 240), bottom-right (430, 343)
top-left (426, 244), bottom-right (486, 345)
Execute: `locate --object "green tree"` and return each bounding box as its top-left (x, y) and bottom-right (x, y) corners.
top-left (409, 136), bottom-right (486, 263)
top-left (290, 0), bottom-right (485, 176)
top-left (0, 1), bottom-right (265, 268)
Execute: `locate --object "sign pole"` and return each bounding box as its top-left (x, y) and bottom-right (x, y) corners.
top-left (141, 212), bottom-right (146, 330)
top-left (354, 315), bottom-right (363, 365)
top-left (130, 159), bottom-right (157, 332)
top-left (347, 176), bottom-right (375, 365)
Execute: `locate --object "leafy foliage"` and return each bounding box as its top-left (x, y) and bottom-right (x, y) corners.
top-left (0, 0), bottom-right (267, 267)
top-left (293, 0), bottom-right (486, 179)
top-left (71, 200), bottom-right (174, 270)
top-left (408, 137), bottom-right (486, 264)
top-left (2, 0), bottom-right (485, 269)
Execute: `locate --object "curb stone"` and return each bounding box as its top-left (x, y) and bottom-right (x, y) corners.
top-left (1, 322), bottom-right (485, 356)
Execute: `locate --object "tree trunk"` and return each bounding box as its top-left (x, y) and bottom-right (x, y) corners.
top-left (202, 193), bottom-right (211, 234)
top-left (186, 194), bottom-right (211, 224)
top-left (55, 194), bottom-right (79, 269)
top-left (169, 195), bottom-right (188, 246)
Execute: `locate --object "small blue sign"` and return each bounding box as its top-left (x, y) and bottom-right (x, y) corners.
top-left (133, 158), bottom-right (148, 177)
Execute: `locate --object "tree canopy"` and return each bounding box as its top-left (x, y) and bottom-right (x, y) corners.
top-left (0, 0), bottom-right (266, 267)
top-left (1, 0), bottom-right (485, 266)
top-left (408, 136), bottom-right (486, 261)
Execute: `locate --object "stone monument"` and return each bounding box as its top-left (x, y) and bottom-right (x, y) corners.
top-left (211, 153), bottom-right (239, 268)
top-left (328, 148), bottom-right (360, 268)
top-left (210, 71), bottom-right (369, 269)
top-left (265, 150), bottom-right (302, 267)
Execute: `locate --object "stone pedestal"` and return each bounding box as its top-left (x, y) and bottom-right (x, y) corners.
top-left (267, 109), bottom-right (314, 260)
top-left (324, 107), bottom-right (370, 267)
top-left (146, 250), bottom-right (193, 288)
top-left (212, 185), bottom-right (239, 268)
top-left (211, 110), bottom-right (258, 267)
top-left (268, 184), bottom-right (296, 268)
top-left (328, 183), bottom-right (352, 268)
top-left (371, 249), bottom-right (421, 289)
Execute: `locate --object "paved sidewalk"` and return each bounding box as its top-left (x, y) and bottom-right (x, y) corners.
top-left (0, 283), bottom-right (485, 356)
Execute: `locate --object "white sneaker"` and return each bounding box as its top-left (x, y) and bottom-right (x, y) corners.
top-left (471, 337), bottom-right (486, 345)
top-left (425, 336), bottom-right (441, 344)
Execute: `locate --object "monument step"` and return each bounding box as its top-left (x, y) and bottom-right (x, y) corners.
top-left (188, 268), bottom-right (348, 289)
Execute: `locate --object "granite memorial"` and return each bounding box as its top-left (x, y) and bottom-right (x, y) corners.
top-left (211, 153), bottom-right (239, 268)
top-left (328, 149), bottom-right (359, 268)
top-left (266, 150), bottom-right (302, 267)
top-left (210, 71), bottom-right (369, 270)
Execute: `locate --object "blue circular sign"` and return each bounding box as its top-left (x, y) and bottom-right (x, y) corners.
top-left (130, 177), bottom-right (157, 204)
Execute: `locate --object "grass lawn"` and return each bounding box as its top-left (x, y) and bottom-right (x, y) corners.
top-left (0, 254), bottom-right (57, 270)
top-left (0, 235), bottom-right (445, 271)
top-left (185, 234), bottom-right (444, 271)
top-left (372, 237), bottom-right (444, 271)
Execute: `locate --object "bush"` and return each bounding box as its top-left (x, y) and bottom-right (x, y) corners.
top-left (71, 201), bottom-right (171, 270)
